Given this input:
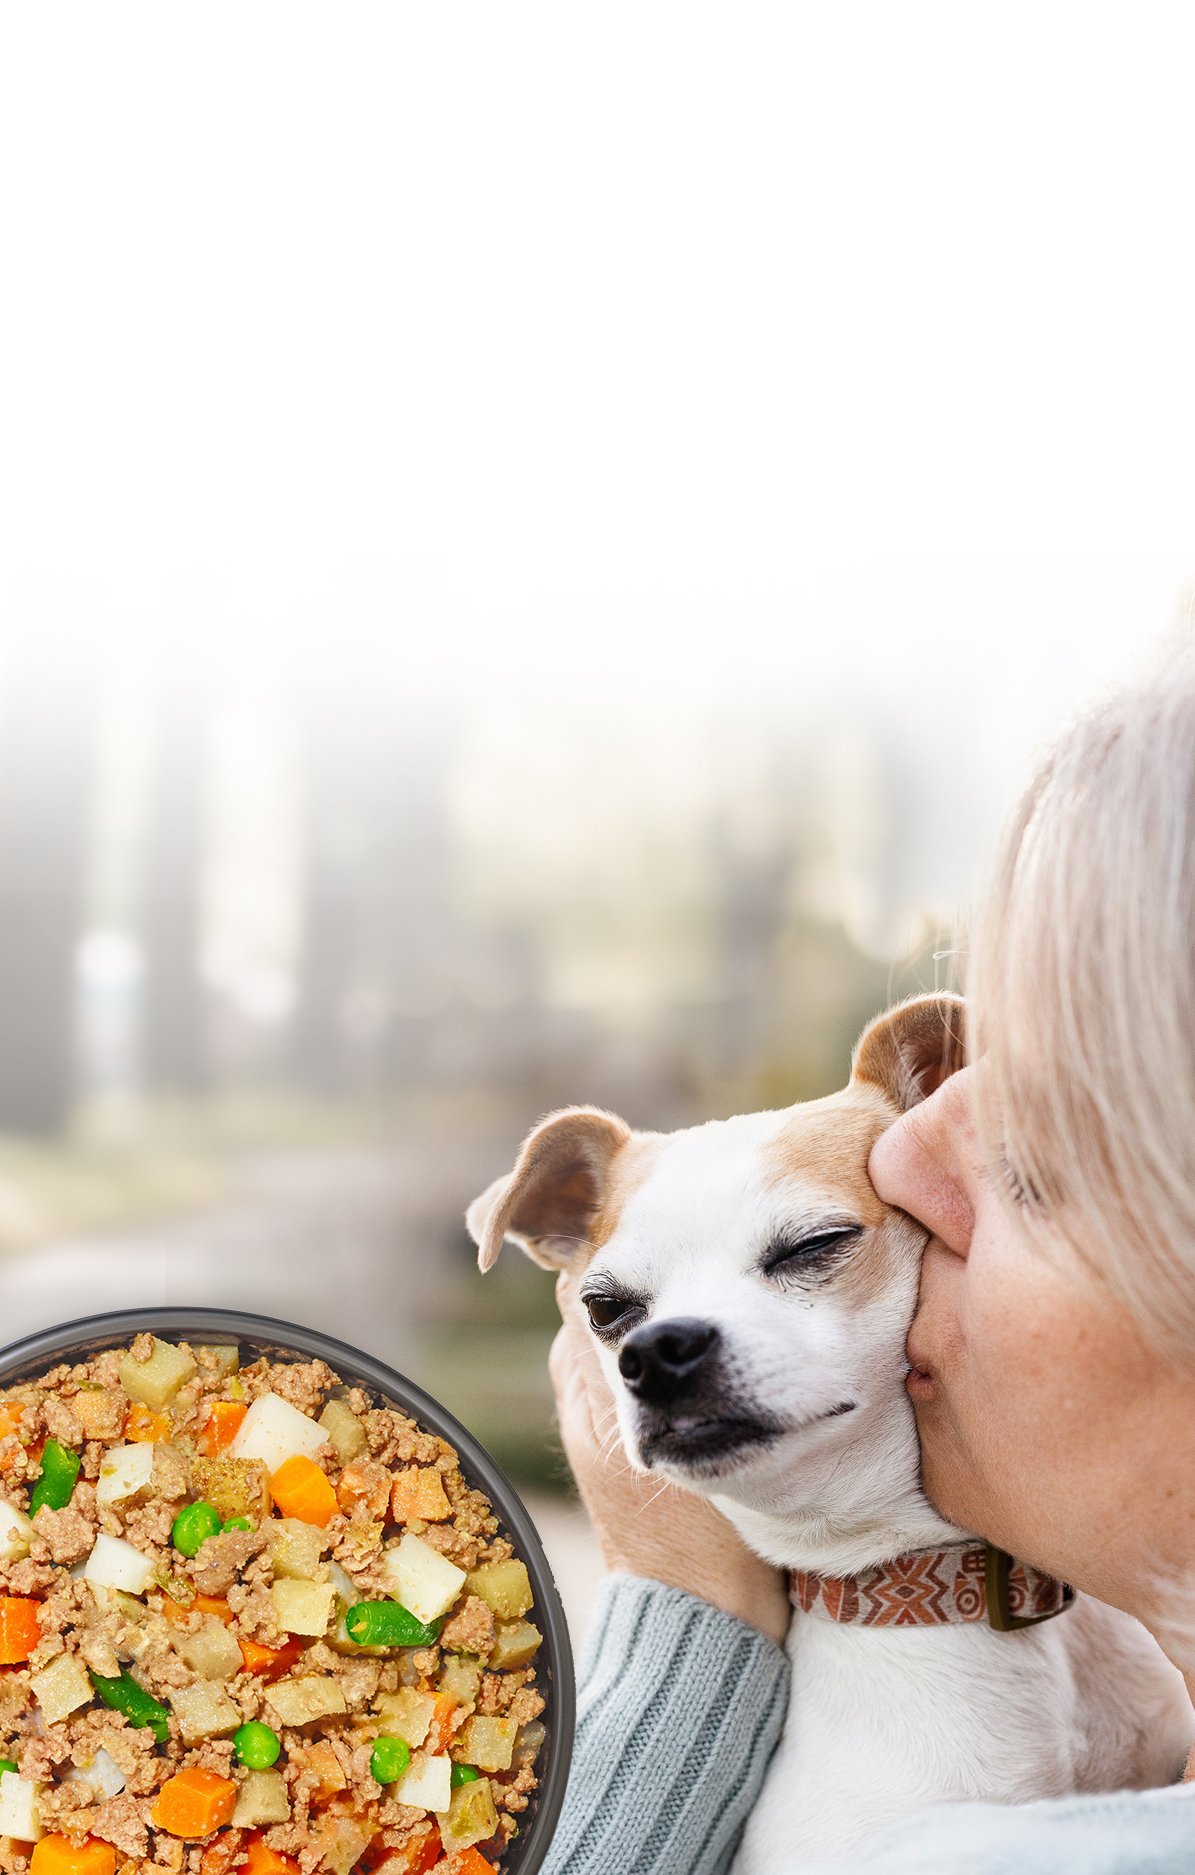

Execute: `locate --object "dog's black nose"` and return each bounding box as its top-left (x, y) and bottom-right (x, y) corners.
top-left (619, 1317), bottom-right (721, 1400)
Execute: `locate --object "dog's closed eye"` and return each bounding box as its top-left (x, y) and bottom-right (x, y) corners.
top-left (760, 1224), bottom-right (862, 1279)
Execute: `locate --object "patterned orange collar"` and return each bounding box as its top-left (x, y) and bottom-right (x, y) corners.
top-left (789, 1540), bottom-right (1075, 1631)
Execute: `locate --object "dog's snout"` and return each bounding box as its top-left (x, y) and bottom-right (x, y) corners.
top-left (619, 1317), bottom-right (721, 1400)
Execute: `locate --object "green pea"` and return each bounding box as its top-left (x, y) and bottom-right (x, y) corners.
top-left (171, 1500), bottom-right (222, 1558)
top-left (221, 1516), bottom-right (253, 1533)
top-left (370, 1736), bottom-right (411, 1785)
top-left (0, 1758), bottom-right (19, 1777)
top-left (233, 1722), bottom-right (281, 1769)
top-left (450, 1761), bottom-right (480, 1787)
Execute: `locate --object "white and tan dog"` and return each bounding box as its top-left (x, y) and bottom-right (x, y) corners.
top-left (467, 994), bottom-right (1193, 1863)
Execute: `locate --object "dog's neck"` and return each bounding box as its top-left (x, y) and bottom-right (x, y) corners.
top-left (713, 1398), bottom-right (966, 1578)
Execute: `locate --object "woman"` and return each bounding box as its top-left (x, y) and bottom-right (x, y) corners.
top-left (540, 645), bottom-right (1195, 1873)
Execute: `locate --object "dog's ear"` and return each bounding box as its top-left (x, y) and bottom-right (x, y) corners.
top-left (466, 1105), bottom-right (633, 1274)
top-left (850, 993), bottom-right (967, 1112)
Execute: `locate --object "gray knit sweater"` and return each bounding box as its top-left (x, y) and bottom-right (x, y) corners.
top-left (541, 1574), bottom-right (1195, 1874)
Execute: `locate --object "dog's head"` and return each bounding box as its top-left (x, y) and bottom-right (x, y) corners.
top-left (467, 994), bottom-right (964, 1539)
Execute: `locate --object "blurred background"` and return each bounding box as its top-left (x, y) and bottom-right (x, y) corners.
top-left (2, 3), bottom-right (1193, 1636)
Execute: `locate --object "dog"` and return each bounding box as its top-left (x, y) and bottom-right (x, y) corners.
top-left (466, 993), bottom-right (1194, 1863)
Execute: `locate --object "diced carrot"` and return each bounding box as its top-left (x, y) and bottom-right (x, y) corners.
top-left (0, 1403), bottom-right (23, 1478)
top-left (430, 1849), bottom-right (489, 1875)
top-left (405, 1831), bottom-right (442, 1875)
top-left (198, 1401), bottom-right (247, 1458)
top-left (335, 1458), bottom-right (391, 1521)
top-left (162, 1593), bottom-right (233, 1627)
top-left (239, 1633), bottom-right (305, 1677)
top-left (198, 1829), bottom-right (244, 1875)
top-left (240, 1836), bottom-right (301, 1875)
top-left (389, 1467), bottom-right (451, 1525)
top-left (424, 1693), bottom-right (461, 1756)
top-left (124, 1404), bottom-right (170, 1443)
top-left (29, 1834), bottom-right (117, 1875)
top-left (0, 1596), bottom-right (41, 1665)
top-left (269, 1455), bottom-right (338, 1528)
top-left (151, 1767), bottom-right (238, 1838)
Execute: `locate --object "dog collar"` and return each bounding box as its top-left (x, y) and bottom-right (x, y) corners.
top-left (789, 1541), bottom-right (1075, 1630)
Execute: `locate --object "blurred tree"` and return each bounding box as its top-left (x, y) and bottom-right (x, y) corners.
top-left (0, 641), bottom-right (96, 1134)
top-left (141, 678), bottom-right (210, 1091)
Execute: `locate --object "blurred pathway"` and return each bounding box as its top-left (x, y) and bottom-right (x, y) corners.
top-left (0, 1146), bottom-right (436, 1363)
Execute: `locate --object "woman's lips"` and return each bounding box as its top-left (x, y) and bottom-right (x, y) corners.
top-left (905, 1349), bottom-right (937, 1400)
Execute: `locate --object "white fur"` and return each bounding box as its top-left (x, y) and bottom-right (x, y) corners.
top-left (578, 1102), bottom-right (1194, 1863)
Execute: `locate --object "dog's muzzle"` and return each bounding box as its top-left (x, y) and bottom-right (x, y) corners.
top-left (618, 1316), bottom-right (720, 1404)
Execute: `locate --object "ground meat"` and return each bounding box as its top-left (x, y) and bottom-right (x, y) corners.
top-left (266, 1360), bottom-right (338, 1418)
top-left (418, 1523), bottom-right (481, 1572)
top-left (31, 1504), bottom-right (96, 1566)
top-left (439, 1596), bottom-right (494, 1657)
top-left (90, 1792), bottom-right (151, 1859)
top-left (190, 1527), bottom-right (267, 1596)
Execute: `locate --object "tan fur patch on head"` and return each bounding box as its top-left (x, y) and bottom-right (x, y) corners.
top-left (586, 1132), bottom-right (665, 1252)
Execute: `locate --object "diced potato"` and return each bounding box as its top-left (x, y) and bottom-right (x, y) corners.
top-left (437, 1776), bottom-right (498, 1854)
top-left (231, 1393), bottom-right (326, 1471)
top-left (382, 1534), bottom-right (466, 1625)
top-left (83, 1532), bottom-right (158, 1596)
top-left (312, 1813), bottom-right (372, 1875)
top-left (169, 1683), bottom-right (242, 1743)
top-left (319, 1398), bottom-right (366, 1465)
top-left (272, 1579), bottom-right (336, 1638)
top-left (0, 1770), bottom-right (43, 1842)
top-left (268, 1517), bottom-right (327, 1582)
top-left (489, 1618), bottom-right (543, 1670)
top-left (118, 1338), bottom-right (197, 1411)
top-left (264, 1677), bottom-right (348, 1727)
top-left (31, 1653), bottom-right (93, 1726)
top-left (372, 1688), bottom-right (434, 1748)
top-left (465, 1559), bottom-right (534, 1621)
top-left (454, 1714), bottom-right (518, 1773)
top-left (0, 1497), bottom-right (35, 1565)
top-left (175, 1615), bottom-right (244, 1680)
top-left (96, 1442), bottom-right (156, 1509)
top-left (64, 1748), bottom-right (125, 1801)
top-left (437, 1655), bottom-right (482, 1712)
top-left (198, 1345), bottom-right (240, 1378)
top-left (73, 1388), bottom-right (124, 1440)
top-left (189, 1454), bottom-right (270, 1523)
top-left (389, 1467), bottom-right (450, 1524)
top-left (393, 1750), bottom-right (452, 1813)
top-left (327, 1559), bottom-right (360, 1608)
top-left (231, 1769), bottom-right (291, 1828)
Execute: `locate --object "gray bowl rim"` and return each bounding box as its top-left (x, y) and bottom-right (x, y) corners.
top-left (0, 1304), bottom-right (575, 1875)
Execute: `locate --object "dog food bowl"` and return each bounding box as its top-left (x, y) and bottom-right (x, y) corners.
top-left (0, 1305), bottom-right (575, 1875)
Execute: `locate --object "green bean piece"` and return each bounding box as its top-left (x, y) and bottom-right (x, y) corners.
top-left (89, 1668), bottom-right (171, 1744)
top-left (28, 1439), bottom-right (82, 1518)
top-left (0, 1758), bottom-right (18, 1777)
top-left (233, 1722), bottom-right (281, 1769)
top-left (172, 1500), bottom-right (223, 1558)
top-left (450, 1762), bottom-right (481, 1787)
top-left (370, 1736), bottom-right (411, 1785)
top-left (344, 1601), bottom-right (442, 1649)
top-left (221, 1516), bottom-right (253, 1534)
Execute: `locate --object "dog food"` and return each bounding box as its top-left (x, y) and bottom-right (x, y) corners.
top-left (0, 1337), bottom-right (547, 1875)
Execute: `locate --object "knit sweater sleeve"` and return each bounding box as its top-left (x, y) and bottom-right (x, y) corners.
top-left (541, 1572), bottom-right (790, 1875)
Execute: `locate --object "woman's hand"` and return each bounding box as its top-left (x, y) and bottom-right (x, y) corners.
top-left (550, 1269), bottom-right (792, 1648)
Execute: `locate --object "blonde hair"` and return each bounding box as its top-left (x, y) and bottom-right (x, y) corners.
top-left (968, 636), bottom-right (1195, 1369)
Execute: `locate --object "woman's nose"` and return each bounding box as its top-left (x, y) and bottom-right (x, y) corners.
top-left (868, 1070), bottom-right (976, 1255)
